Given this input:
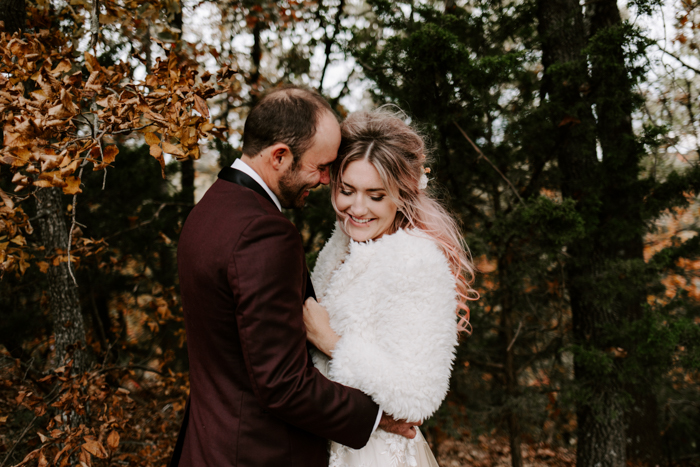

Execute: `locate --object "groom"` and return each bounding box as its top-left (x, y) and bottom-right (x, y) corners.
top-left (171, 86), bottom-right (416, 467)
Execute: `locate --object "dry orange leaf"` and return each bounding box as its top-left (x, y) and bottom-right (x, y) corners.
top-left (107, 430), bottom-right (120, 450)
top-left (150, 145), bottom-right (165, 178)
top-left (194, 94), bottom-right (210, 119)
top-left (558, 115), bottom-right (581, 127)
top-left (50, 59), bottom-right (72, 76)
top-left (82, 438), bottom-right (108, 459)
top-left (0, 188), bottom-right (15, 209)
top-left (37, 261), bottom-right (49, 273)
top-left (10, 235), bottom-right (26, 246)
top-left (144, 132), bottom-right (160, 146)
top-left (84, 52), bottom-right (99, 73)
top-left (162, 141), bottom-right (184, 157)
top-left (102, 145), bottom-right (119, 165)
top-left (63, 176), bottom-right (82, 195)
top-left (60, 159), bottom-right (79, 176)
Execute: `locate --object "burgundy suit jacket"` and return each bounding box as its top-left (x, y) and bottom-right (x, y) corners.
top-left (171, 169), bottom-right (378, 467)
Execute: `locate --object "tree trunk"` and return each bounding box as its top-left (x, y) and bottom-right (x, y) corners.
top-left (537, 1), bottom-right (627, 466)
top-left (35, 187), bottom-right (93, 373)
top-left (586, 1), bottom-right (664, 464)
top-left (497, 251), bottom-right (523, 467)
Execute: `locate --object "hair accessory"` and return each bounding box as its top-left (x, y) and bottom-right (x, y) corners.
top-left (419, 173), bottom-right (429, 190)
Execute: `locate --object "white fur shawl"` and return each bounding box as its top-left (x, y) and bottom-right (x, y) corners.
top-left (311, 224), bottom-right (459, 422)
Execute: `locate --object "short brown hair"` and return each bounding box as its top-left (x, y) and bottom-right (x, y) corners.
top-left (242, 86), bottom-right (334, 163)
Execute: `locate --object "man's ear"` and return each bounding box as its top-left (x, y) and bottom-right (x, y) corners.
top-left (269, 144), bottom-right (293, 171)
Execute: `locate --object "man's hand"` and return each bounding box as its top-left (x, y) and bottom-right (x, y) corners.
top-left (378, 413), bottom-right (422, 439)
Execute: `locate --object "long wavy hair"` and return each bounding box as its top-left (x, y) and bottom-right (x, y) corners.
top-left (330, 109), bottom-right (478, 331)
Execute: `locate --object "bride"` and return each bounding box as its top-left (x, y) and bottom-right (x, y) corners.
top-left (303, 109), bottom-right (477, 467)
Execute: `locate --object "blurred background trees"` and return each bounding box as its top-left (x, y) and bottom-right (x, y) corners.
top-left (1, 0), bottom-right (700, 466)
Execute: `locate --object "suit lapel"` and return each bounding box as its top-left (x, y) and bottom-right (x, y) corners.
top-left (218, 167), bottom-right (276, 207)
top-left (217, 166), bottom-right (316, 301)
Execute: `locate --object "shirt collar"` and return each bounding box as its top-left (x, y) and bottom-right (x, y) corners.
top-left (232, 158), bottom-right (282, 211)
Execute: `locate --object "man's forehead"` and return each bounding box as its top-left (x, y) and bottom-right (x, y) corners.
top-left (304, 148), bottom-right (337, 166)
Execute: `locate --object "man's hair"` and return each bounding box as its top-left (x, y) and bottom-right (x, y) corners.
top-left (242, 86), bottom-right (335, 163)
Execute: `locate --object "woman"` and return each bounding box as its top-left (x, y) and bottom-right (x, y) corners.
top-left (303, 109), bottom-right (477, 467)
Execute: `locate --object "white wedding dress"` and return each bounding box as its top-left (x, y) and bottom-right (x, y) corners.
top-left (314, 356), bottom-right (440, 467)
top-left (329, 428), bottom-right (439, 467)
top-left (311, 226), bottom-right (459, 467)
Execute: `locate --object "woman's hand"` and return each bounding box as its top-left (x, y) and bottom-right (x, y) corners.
top-left (303, 298), bottom-right (340, 358)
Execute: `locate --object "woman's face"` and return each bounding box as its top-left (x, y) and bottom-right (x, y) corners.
top-left (334, 159), bottom-right (398, 242)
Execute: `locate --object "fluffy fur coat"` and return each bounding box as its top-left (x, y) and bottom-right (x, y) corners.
top-left (311, 225), bottom-right (459, 422)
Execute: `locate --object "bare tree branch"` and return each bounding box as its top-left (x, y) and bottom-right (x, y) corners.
top-left (319, 0), bottom-right (346, 93)
top-left (658, 45), bottom-right (700, 75)
top-left (453, 121), bottom-right (525, 206)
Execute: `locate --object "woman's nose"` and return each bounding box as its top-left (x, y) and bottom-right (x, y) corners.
top-left (351, 196), bottom-right (368, 215)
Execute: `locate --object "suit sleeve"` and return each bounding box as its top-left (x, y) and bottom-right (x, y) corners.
top-left (328, 238), bottom-right (459, 422)
top-left (229, 214), bottom-right (378, 449)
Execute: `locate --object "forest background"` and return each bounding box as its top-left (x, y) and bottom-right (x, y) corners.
top-left (1, 0), bottom-right (700, 466)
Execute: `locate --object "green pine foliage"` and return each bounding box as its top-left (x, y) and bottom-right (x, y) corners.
top-left (335, 0), bottom-right (700, 462)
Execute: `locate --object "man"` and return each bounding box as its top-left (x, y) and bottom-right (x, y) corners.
top-left (171, 86), bottom-right (416, 467)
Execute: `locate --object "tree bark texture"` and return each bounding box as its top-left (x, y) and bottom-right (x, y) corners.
top-left (35, 187), bottom-right (93, 373)
top-left (497, 251), bottom-right (523, 467)
top-left (586, 1), bottom-right (664, 464)
top-left (172, 0), bottom-right (195, 211)
top-left (0, 0), bottom-right (26, 35)
top-left (537, 1), bottom-right (626, 466)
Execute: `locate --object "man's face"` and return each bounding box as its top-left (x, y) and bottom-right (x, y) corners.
top-left (277, 111), bottom-right (341, 209)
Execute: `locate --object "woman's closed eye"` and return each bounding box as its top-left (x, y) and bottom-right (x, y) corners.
top-left (370, 195), bottom-right (385, 202)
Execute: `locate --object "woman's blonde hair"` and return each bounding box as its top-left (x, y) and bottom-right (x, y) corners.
top-left (331, 109), bottom-right (478, 330)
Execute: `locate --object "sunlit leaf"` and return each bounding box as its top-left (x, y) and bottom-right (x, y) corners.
top-left (63, 176), bottom-right (82, 195)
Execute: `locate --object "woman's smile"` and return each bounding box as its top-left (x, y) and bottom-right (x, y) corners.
top-left (348, 214), bottom-right (374, 225)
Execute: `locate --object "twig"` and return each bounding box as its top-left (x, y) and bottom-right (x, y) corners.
top-left (453, 121), bottom-right (525, 206)
top-left (89, 0), bottom-right (100, 50)
top-left (67, 174), bottom-right (81, 288)
top-left (56, 136), bottom-right (92, 152)
top-left (656, 45), bottom-right (700, 75)
top-left (0, 415), bottom-right (38, 467)
top-left (469, 359), bottom-right (505, 371)
top-left (29, 209), bottom-right (50, 222)
top-left (21, 358), bottom-right (34, 383)
top-left (98, 364), bottom-right (165, 376)
top-left (506, 320), bottom-right (524, 352)
top-left (111, 123), bottom-right (155, 135)
top-left (104, 203), bottom-right (168, 239)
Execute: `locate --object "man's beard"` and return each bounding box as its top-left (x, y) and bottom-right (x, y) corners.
top-left (278, 165), bottom-right (314, 209)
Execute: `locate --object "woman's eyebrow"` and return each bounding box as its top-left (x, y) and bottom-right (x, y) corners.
top-left (341, 182), bottom-right (385, 192)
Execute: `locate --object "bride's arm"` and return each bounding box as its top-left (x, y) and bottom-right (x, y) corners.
top-left (303, 298), bottom-right (339, 357)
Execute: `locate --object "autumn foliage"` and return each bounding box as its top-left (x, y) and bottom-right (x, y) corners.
top-left (0, 22), bottom-right (233, 277)
top-left (2, 1), bottom-right (700, 467)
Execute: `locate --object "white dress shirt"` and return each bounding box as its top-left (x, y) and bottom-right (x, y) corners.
top-left (230, 157), bottom-right (383, 433)
top-left (232, 158), bottom-right (282, 211)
